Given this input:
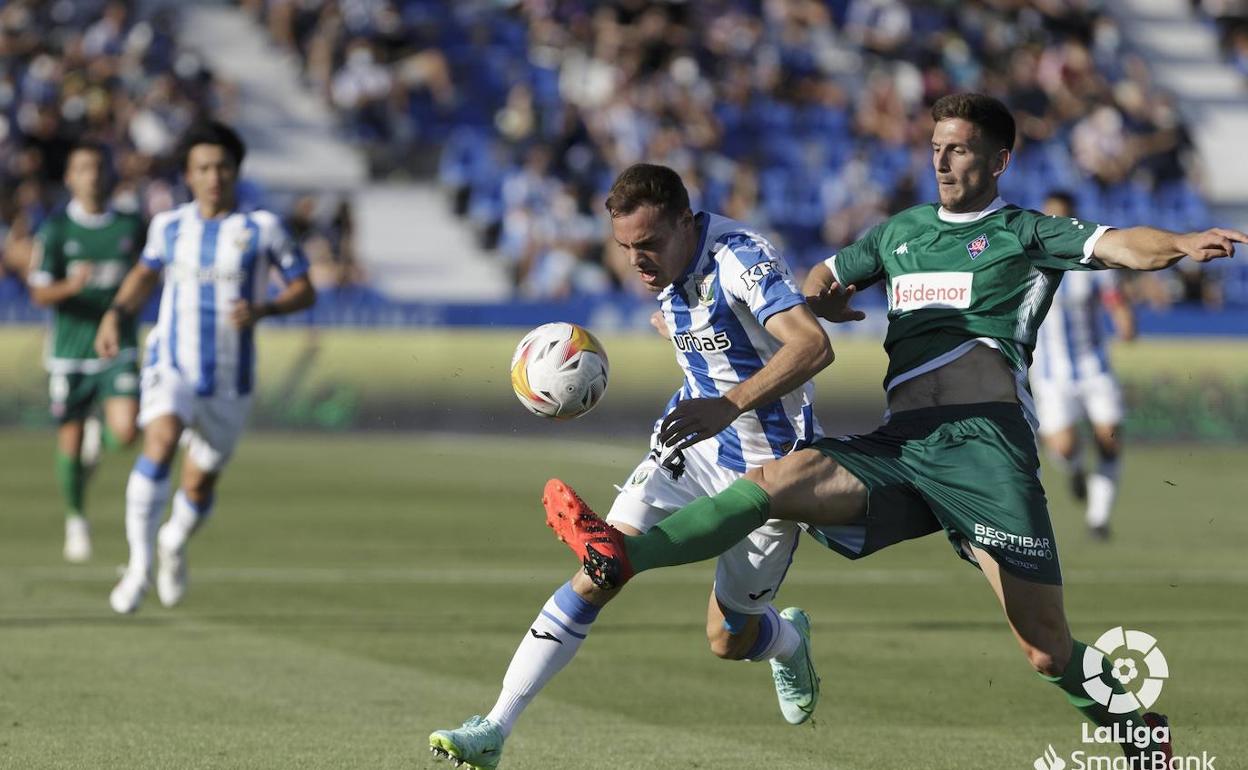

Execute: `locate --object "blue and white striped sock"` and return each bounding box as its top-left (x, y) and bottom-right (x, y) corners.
top-left (744, 605), bottom-right (800, 662)
top-left (125, 456), bottom-right (171, 575)
top-left (486, 581), bottom-right (601, 737)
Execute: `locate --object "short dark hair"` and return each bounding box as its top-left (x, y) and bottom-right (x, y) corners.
top-left (931, 93), bottom-right (1016, 153)
top-left (67, 139), bottom-right (108, 161)
top-left (1044, 190), bottom-right (1076, 210)
top-left (604, 163), bottom-right (690, 220)
top-left (177, 120), bottom-right (246, 170)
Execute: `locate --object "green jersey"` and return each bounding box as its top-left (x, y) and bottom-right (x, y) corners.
top-left (826, 198), bottom-right (1109, 393)
top-left (28, 202), bottom-right (144, 374)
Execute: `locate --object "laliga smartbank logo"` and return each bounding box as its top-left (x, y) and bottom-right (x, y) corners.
top-left (1081, 626), bottom-right (1168, 713)
top-left (1030, 628), bottom-right (1217, 770)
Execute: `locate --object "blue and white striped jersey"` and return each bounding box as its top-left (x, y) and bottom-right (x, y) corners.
top-left (655, 212), bottom-right (821, 472)
top-left (140, 203), bottom-right (309, 398)
top-left (1031, 269), bottom-right (1117, 384)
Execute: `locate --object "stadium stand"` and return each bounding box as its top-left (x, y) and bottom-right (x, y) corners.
top-left (1, 0), bottom-right (1245, 322)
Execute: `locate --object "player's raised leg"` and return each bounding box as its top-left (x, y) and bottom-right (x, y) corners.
top-left (112, 413), bottom-right (182, 614)
top-left (969, 544), bottom-right (1167, 759)
top-left (545, 448), bottom-right (867, 587)
top-left (703, 518), bottom-right (819, 724)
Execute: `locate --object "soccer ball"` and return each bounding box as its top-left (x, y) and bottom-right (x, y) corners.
top-left (510, 322), bottom-right (609, 419)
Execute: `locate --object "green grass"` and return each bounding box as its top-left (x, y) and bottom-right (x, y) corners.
top-left (0, 430), bottom-right (1244, 769)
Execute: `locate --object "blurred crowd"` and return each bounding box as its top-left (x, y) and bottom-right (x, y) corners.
top-left (248, 0), bottom-right (1234, 306)
top-left (0, 0), bottom-right (362, 304)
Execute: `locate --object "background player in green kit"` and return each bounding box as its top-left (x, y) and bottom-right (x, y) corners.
top-left (27, 142), bottom-right (143, 562)
top-left (543, 93), bottom-right (1245, 764)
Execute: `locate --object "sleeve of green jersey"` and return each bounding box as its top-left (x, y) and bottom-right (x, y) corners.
top-left (822, 221), bottom-right (885, 288)
top-left (27, 219), bottom-right (64, 288)
top-left (1015, 208), bottom-right (1113, 271)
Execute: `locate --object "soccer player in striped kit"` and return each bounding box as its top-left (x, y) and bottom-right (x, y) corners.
top-left (430, 164), bottom-right (847, 768)
top-left (95, 121), bottom-right (316, 614)
top-left (1031, 192), bottom-right (1136, 540)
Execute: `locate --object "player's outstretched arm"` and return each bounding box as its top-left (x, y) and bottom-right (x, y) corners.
top-left (1093, 226), bottom-right (1247, 271)
top-left (658, 304), bottom-right (832, 451)
top-left (95, 263), bottom-right (161, 358)
top-left (801, 263), bottom-right (866, 323)
top-left (229, 275), bottom-right (317, 329)
top-left (28, 262), bottom-right (91, 308)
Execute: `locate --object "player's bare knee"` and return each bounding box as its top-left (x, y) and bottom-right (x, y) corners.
top-left (571, 569), bottom-right (617, 607)
top-left (111, 422), bottom-right (138, 447)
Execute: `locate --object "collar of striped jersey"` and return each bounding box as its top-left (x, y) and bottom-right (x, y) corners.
top-left (658, 211), bottom-right (711, 301)
top-left (66, 199), bottom-right (115, 229)
top-left (936, 196), bottom-right (1007, 223)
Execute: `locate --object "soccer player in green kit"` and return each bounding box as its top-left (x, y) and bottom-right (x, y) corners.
top-left (544, 93), bottom-right (1244, 764)
top-left (27, 142), bottom-right (143, 562)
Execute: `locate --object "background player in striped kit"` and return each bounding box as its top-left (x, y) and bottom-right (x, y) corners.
top-left (1031, 192), bottom-right (1137, 539)
top-left (95, 121), bottom-right (316, 614)
top-left (27, 142), bottom-right (144, 562)
top-left (429, 164), bottom-right (846, 769)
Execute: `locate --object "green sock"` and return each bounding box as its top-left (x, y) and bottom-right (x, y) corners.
top-left (54, 451), bottom-right (86, 518)
top-left (1042, 640), bottom-right (1155, 755)
top-left (625, 479), bottom-right (770, 573)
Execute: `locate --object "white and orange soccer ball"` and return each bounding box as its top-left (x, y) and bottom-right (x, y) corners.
top-left (510, 322), bottom-right (609, 419)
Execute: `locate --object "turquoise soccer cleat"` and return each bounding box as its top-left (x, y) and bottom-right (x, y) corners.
top-left (429, 715), bottom-right (504, 769)
top-left (770, 607), bottom-right (821, 725)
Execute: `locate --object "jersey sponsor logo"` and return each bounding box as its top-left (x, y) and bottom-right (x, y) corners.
top-left (972, 522), bottom-right (1053, 560)
top-left (890, 272), bottom-right (973, 311)
top-left (672, 330), bottom-right (732, 353)
top-left (893, 242), bottom-right (909, 255)
top-left (739, 260), bottom-right (779, 290)
top-left (168, 263), bottom-right (248, 284)
top-left (966, 233), bottom-right (989, 259)
top-left (83, 261), bottom-right (128, 289)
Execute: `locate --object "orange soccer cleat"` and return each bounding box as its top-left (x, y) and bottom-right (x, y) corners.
top-left (542, 479), bottom-right (634, 590)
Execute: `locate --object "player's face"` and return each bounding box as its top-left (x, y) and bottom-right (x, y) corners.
top-left (64, 149), bottom-right (106, 206)
top-left (931, 118), bottom-right (1008, 213)
top-left (611, 205), bottom-right (696, 292)
top-left (185, 144), bottom-right (238, 211)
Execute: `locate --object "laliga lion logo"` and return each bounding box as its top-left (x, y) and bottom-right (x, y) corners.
top-left (1081, 627), bottom-right (1168, 714)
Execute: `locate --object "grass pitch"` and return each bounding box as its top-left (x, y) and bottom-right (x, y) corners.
top-left (0, 430), bottom-right (1244, 769)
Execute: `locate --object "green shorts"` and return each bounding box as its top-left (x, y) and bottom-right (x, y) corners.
top-left (49, 359), bottom-right (139, 423)
top-left (807, 402), bottom-right (1062, 585)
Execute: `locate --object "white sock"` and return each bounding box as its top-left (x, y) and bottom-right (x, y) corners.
top-left (163, 490), bottom-right (214, 551)
top-left (746, 605), bottom-right (801, 662)
top-left (125, 457), bottom-right (171, 575)
top-left (484, 581), bottom-right (601, 737)
top-left (1087, 457), bottom-right (1120, 528)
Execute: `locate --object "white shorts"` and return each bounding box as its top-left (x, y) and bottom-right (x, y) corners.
top-left (1032, 373), bottom-right (1124, 435)
top-left (138, 366), bottom-right (252, 473)
top-left (607, 436), bottom-right (801, 617)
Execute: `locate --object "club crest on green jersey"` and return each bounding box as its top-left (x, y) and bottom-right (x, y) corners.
top-left (967, 233), bottom-right (989, 260)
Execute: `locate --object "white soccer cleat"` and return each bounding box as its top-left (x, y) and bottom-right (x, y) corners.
top-left (109, 569), bottom-right (150, 614)
top-left (156, 525), bottom-right (188, 608)
top-left (428, 716), bottom-right (505, 769)
top-left (63, 515), bottom-right (92, 563)
top-left (770, 607), bottom-right (820, 725)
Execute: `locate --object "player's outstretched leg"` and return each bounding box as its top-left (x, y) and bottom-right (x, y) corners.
top-left (156, 490), bottom-right (214, 607)
top-left (543, 479), bottom-right (633, 589)
top-left (429, 716), bottom-right (504, 770)
top-left (769, 607), bottom-right (820, 724)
